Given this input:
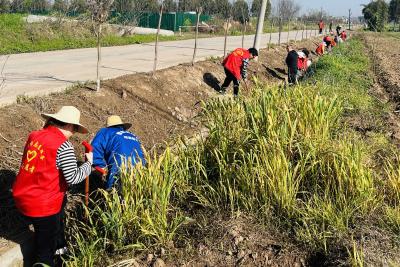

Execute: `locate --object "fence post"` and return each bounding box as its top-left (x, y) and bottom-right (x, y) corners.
top-left (287, 19), bottom-right (290, 43)
top-left (278, 17), bottom-right (282, 45)
top-left (310, 22), bottom-right (313, 38)
top-left (268, 19), bottom-right (274, 50)
top-left (153, 2), bottom-right (164, 76)
top-left (305, 22), bottom-right (307, 39)
top-left (192, 7), bottom-right (202, 66)
top-left (223, 17), bottom-right (231, 58)
top-left (241, 20), bottom-right (247, 48)
top-left (302, 19), bottom-right (305, 40)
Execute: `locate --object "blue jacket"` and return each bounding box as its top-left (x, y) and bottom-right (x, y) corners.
top-left (91, 126), bottom-right (145, 189)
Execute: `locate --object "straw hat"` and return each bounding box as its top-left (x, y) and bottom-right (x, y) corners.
top-left (41, 106), bottom-right (88, 134)
top-left (106, 115), bottom-right (132, 130)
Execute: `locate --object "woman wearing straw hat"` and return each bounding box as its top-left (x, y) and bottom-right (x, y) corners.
top-left (91, 115), bottom-right (145, 190)
top-left (12, 106), bottom-right (93, 267)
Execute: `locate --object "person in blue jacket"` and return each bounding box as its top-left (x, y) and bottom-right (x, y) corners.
top-left (91, 115), bottom-right (145, 189)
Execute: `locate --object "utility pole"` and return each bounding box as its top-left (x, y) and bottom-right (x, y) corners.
top-left (253, 0), bottom-right (268, 56)
top-left (348, 9), bottom-right (352, 30)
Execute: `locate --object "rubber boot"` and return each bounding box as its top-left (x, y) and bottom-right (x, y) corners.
top-left (233, 85), bottom-right (239, 96)
top-left (220, 86), bottom-right (227, 95)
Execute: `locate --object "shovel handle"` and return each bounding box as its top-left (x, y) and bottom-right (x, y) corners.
top-left (81, 141), bottom-right (92, 207)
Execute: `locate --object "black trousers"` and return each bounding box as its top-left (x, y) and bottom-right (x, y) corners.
top-left (288, 68), bottom-right (298, 84)
top-left (221, 67), bottom-right (240, 95)
top-left (27, 198), bottom-right (67, 267)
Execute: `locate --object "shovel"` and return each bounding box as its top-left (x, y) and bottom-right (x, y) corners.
top-left (81, 141), bottom-right (92, 207)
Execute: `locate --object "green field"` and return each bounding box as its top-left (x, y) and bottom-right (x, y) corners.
top-left (0, 14), bottom-right (182, 54)
top-left (64, 39), bottom-right (400, 266)
top-left (0, 13), bottom-right (317, 55)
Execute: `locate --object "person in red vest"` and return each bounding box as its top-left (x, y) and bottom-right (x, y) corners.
top-left (316, 42), bottom-right (326, 56)
top-left (13, 106), bottom-right (93, 267)
top-left (220, 47), bottom-right (258, 96)
top-left (297, 51), bottom-right (308, 72)
top-left (318, 20), bottom-right (325, 34)
top-left (340, 30), bottom-right (347, 41)
top-left (323, 35), bottom-right (333, 51)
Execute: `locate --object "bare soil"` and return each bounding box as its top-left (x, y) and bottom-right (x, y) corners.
top-left (356, 32), bottom-right (400, 266)
top-left (363, 33), bottom-right (400, 146)
top-left (0, 38), bottom-right (321, 265)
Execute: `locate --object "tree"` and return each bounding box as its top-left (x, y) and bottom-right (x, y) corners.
top-left (251, 0), bottom-right (271, 18)
top-left (232, 0), bottom-right (249, 24)
top-left (53, 0), bottom-right (68, 12)
top-left (274, 0), bottom-right (300, 21)
top-left (202, 0), bottom-right (215, 15)
top-left (0, 0), bottom-right (10, 13)
top-left (113, 0), bottom-right (134, 13)
top-left (177, 0), bottom-right (188, 11)
top-left (68, 0), bottom-right (86, 14)
top-left (164, 0), bottom-right (177, 12)
top-left (22, 0), bottom-right (50, 13)
top-left (302, 8), bottom-right (330, 21)
top-left (389, 0), bottom-right (400, 23)
top-left (192, 6), bottom-right (202, 65)
top-left (153, 1), bottom-right (164, 75)
top-left (143, 0), bottom-right (159, 12)
top-left (11, 0), bottom-right (25, 12)
top-left (362, 0), bottom-right (389, 31)
top-left (87, 0), bottom-right (115, 91)
top-left (215, 0), bottom-right (231, 19)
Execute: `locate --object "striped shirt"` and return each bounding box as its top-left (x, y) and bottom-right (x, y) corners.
top-left (56, 141), bottom-right (92, 185)
top-left (241, 58), bottom-right (249, 79)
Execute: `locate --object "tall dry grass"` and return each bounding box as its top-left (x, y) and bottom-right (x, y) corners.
top-left (65, 39), bottom-right (400, 266)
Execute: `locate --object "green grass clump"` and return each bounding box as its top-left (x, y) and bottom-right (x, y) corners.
top-left (66, 39), bottom-right (400, 266)
top-left (65, 149), bottom-right (189, 266)
top-left (0, 14), bottom-right (179, 54)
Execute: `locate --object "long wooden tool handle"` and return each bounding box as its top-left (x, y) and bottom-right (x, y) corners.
top-left (85, 176), bottom-right (89, 206)
top-left (82, 141), bottom-right (92, 207)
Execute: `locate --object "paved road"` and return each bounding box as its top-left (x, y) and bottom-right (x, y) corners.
top-left (0, 29), bottom-right (320, 105)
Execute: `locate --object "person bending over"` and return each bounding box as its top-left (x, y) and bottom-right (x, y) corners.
top-left (286, 45), bottom-right (299, 85)
top-left (220, 47), bottom-right (258, 96)
top-left (91, 115), bottom-right (145, 190)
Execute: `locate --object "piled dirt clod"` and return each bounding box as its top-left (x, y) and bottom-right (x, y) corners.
top-left (0, 38), bottom-right (320, 264)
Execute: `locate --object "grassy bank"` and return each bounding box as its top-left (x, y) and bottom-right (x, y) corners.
top-left (65, 39), bottom-right (400, 266)
top-left (0, 13), bottom-right (318, 55)
top-left (0, 14), bottom-right (181, 54)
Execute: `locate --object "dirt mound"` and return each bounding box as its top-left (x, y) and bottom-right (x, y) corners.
top-left (0, 38), bottom-right (320, 264)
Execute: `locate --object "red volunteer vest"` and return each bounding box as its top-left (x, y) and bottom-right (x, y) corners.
top-left (223, 48), bottom-right (250, 80)
top-left (316, 44), bottom-right (324, 55)
top-left (323, 36), bottom-right (332, 42)
top-left (13, 126), bottom-right (68, 217)
top-left (297, 57), bottom-right (307, 70)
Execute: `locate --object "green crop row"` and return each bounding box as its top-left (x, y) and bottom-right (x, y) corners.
top-left (65, 39), bottom-right (400, 266)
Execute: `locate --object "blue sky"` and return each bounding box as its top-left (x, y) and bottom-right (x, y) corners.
top-left (270, 0), bottom-right (371, 17)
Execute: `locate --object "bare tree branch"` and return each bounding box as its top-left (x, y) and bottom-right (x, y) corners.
top-left (87, 0), bottom-right (115, 91)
